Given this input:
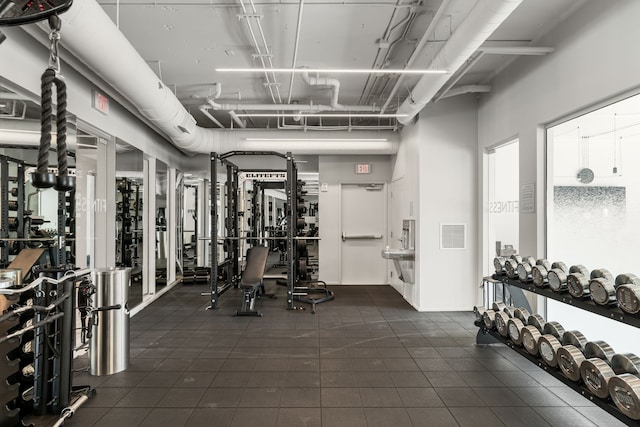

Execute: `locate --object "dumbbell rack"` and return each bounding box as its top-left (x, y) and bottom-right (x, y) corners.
top-left (0, 155), bottom-right (26, 268)
top-left (478, 273), bottom-right (640, 425)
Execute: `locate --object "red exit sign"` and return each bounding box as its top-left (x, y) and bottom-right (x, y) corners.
top-left (355, 163), bottom-right (372, 174)
top-left (92, 90), bottom-right (109, 115)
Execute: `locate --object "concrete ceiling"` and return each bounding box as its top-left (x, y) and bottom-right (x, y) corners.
top-left (91, 0), bottom-right (585, 130)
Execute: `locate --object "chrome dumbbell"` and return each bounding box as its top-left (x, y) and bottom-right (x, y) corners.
top-left (516, 256), bottom-right (537, 282)
top-left (521, 314), bottom-right (546, 356)
top-left (504, 255), bottom-right (522, 279)
top-left (531, 259), bottom-right (552, 287)
top-left (588, 268), bottom-right (617, 306)
top-left (547, 262), bottom-right (570, 292)
top-left (556, 330), bottom-right (589, 381)
top-left (578, 340), bottom-right (617, 399)
top-left (615, 274), bottom-right (640, 314)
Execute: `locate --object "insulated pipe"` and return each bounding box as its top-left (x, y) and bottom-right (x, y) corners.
top-left (300, 72), bottom-right (342, 109)
top-left (396, 0), bottom-right (523, 124)
top-left (51, 0), bottom-right (397, 154)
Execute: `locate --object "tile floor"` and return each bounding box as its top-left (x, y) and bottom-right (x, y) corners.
top-left (50, 284), bottom-right (627, 426)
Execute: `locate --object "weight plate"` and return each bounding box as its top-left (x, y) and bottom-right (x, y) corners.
top-left (616, 273), bottom-right (640, 287)
top-left (505, 259), bottom-right (519, 279)
top-left (590, 268), bottom-right (614, 284)
top-left (517, 263), bottom-right (532, 282)
top-left (562, 330), bottom-right (588, 350)
top-left (584, 340), bottom-right (615, 364)
top-left (522, 325), bottom-right (542, 355)
top-left (507, 318), bottom-right (526, 345)
top-left (495, 312), bottom-right (510, 337)
top-left (503, 306), bottom-right (516, 318)
top-left (569, 264), bottom-right (590, 277)
top-left (522, 256), bottom-right (536, 267)
top-left (536, 258), bottom-right (552, 271)
top-left (616, 284), bottom-right (640, 314)
top-left (589, 278), bottom-right (617, 306)
top-left (543, 321), bottom-right (565, 339)
top-left (612, 353), bottom-right (640, 376)
top-left (539, 334), bottom-right (563, 367)
top-left (581, 358), bottom-right (616, 399)
top-left (514, 307), bottom-right (531, 323)
top-left (482, 310), bottom-right (497, 329)
top-left (527, 314), bottom-right (546, 331)
top-left (557, 345), bottom-right (586, 381)
top-left (493, 257), bottom-right (506, 274)
top-left (532, 265), bottom-right (549, 287)
top-left (551, 261), bottom-right (568, 273)
top-left (567, 273), bottom-right (590, 298)
top-left (609, 374), bottom-right (640, 420)
top-left (548, 269), bottom-right (568, 292)
top-left (492, 301), bottom-right (507, 313)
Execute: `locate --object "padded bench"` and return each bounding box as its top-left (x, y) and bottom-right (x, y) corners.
top-left (235, 246), bottom-right (274, 316)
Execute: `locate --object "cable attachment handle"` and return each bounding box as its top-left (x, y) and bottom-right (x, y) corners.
top-left (31, 15), bottom-right (75, 192)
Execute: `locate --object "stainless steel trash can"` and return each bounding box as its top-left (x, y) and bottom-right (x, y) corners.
top-left (90, 267), bottom-right (131, 376)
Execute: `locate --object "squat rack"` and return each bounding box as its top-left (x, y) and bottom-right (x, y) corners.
top-left (208, 151), bottom-right (298, 310)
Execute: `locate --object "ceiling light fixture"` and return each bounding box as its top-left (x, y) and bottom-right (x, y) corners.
top-left (245, 138), bottom-right (389, 142)
top-left (234, 113), bottom-right (406, 118)
top-left (216, 67), bottom-right (448, 75)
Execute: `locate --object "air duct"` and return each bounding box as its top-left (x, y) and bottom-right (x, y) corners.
top-left (396, 0), bottom-right (523, 124)
top-left (44, 0), bottom-right (393, 155)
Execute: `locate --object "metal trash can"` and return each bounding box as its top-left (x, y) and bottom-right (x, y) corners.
top-left (90, 267), bottom-right (131, 376)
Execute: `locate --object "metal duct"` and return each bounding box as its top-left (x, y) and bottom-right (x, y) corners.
top-left (51, 0), bottom-right (396, 154)
top-left (396, 0), bottom-right (523, 124)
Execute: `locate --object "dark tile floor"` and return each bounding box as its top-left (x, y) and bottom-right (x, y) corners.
top-left (56, 284), bottom-right (625, 427)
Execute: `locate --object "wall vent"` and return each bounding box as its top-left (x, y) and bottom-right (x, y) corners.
top-left (440, 223), bottom-right (466, 249)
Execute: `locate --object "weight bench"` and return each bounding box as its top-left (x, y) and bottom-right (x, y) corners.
top-left (235, 246), bottom-right (275, 316)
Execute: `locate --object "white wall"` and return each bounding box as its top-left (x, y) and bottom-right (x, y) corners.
top-left (478, 0), bottom-right (640, 259)
top-left (318, 155), bottom-right (392, 284)
top-left (477, 0), bottom-right (640, 350)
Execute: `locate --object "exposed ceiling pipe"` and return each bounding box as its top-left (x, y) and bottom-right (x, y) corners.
top-left (49, 0), bottom-right (397, 154)
top-left (438, 84), bottom-right (491, 99)
top-left (396, 0), bottom-right (523, 124)
top-left (198, 106), bottom-right (225, 128)
top-left (380, 0), bottom-right (450, 113)
top-left (229, 111), bottom-right (247, 128)
top-left (287, 0), bottom-right (305, 104)
top-left (478, 46), bottom-right (554, 55)
top-left (300, 72), bottom-right (342, 109)
top-left (206, 97), bottom-right (377, 113)
top-left (237, 0), bottom-right (280, 103)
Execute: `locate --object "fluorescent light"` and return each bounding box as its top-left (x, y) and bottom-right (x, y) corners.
top-left (234, 113), bottom-right (405, 118)
top-left (245, 138), bottom-right (388, 142)
top-left (216, 67), bottom-right (448, 75)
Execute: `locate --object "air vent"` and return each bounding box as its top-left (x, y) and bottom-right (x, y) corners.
top-left (440, 223), bottom-right (466, 249)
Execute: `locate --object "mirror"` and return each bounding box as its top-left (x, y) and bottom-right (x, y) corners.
top-left (155, 159), bottom-right (168, 292)
top-left (0, 0), bottom-right (73, 26)
top-left (115, 140), bottom-right (144, 307)
top-left (175, 171), bottom-right (184, 276)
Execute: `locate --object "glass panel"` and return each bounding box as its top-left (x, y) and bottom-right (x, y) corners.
top-left (547, 92), bottom-right (640, 353)
top-left (115, 141), bottom-right (144, 307)
top-left (175, 171), bottom-right (184, 276)
top-left (487, 141), bottom-right (519, 274)
top-left (155, 159), bottom-right (168, 291)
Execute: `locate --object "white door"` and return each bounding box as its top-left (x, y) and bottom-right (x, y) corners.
top-left (340, 184), bottom-right (387, 284)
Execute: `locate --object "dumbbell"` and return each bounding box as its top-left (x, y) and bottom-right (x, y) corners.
top-left (530, 259), bottom-right (551, 287)
top-left (493, 257), bottom-right (506, 275)
top-left (566, 267), bottom-right (602, 298)
top-left (504, 255), bottom-right (522, 279)
top-left (482, 310), bottom-right (497, 330)
top-left (505, 308), bottom-right (530, 346)
top-left (547, 262), bottom-right (569, 291)
top-left (589, 269), bottom-right (618, 306)
top-left (608, 373), bottom-right (640, 420)
top-left (8, 217), bottom-right (19, 231)
top-left (615, 274), bottom-right (640, 314)
top-left (516, 256), bottom-right (537, 282)
top-left (550, 264), bottom-right (588, 293)
top-left (491, 302), bottom-right (511, 337)
top-left (473, 306), bottom-right (486, 323)
top-left (578, 341), bottom-right (617, 399)
top-left (538, 321), bottom-right (566, 367)
top-left (555, 331), bottom-right (589, 381)
top-left (521, 314), bottom-right (546, 356)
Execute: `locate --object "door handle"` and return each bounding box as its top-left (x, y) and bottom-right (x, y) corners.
top-left (341, 232), bottom-right (383, 241)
